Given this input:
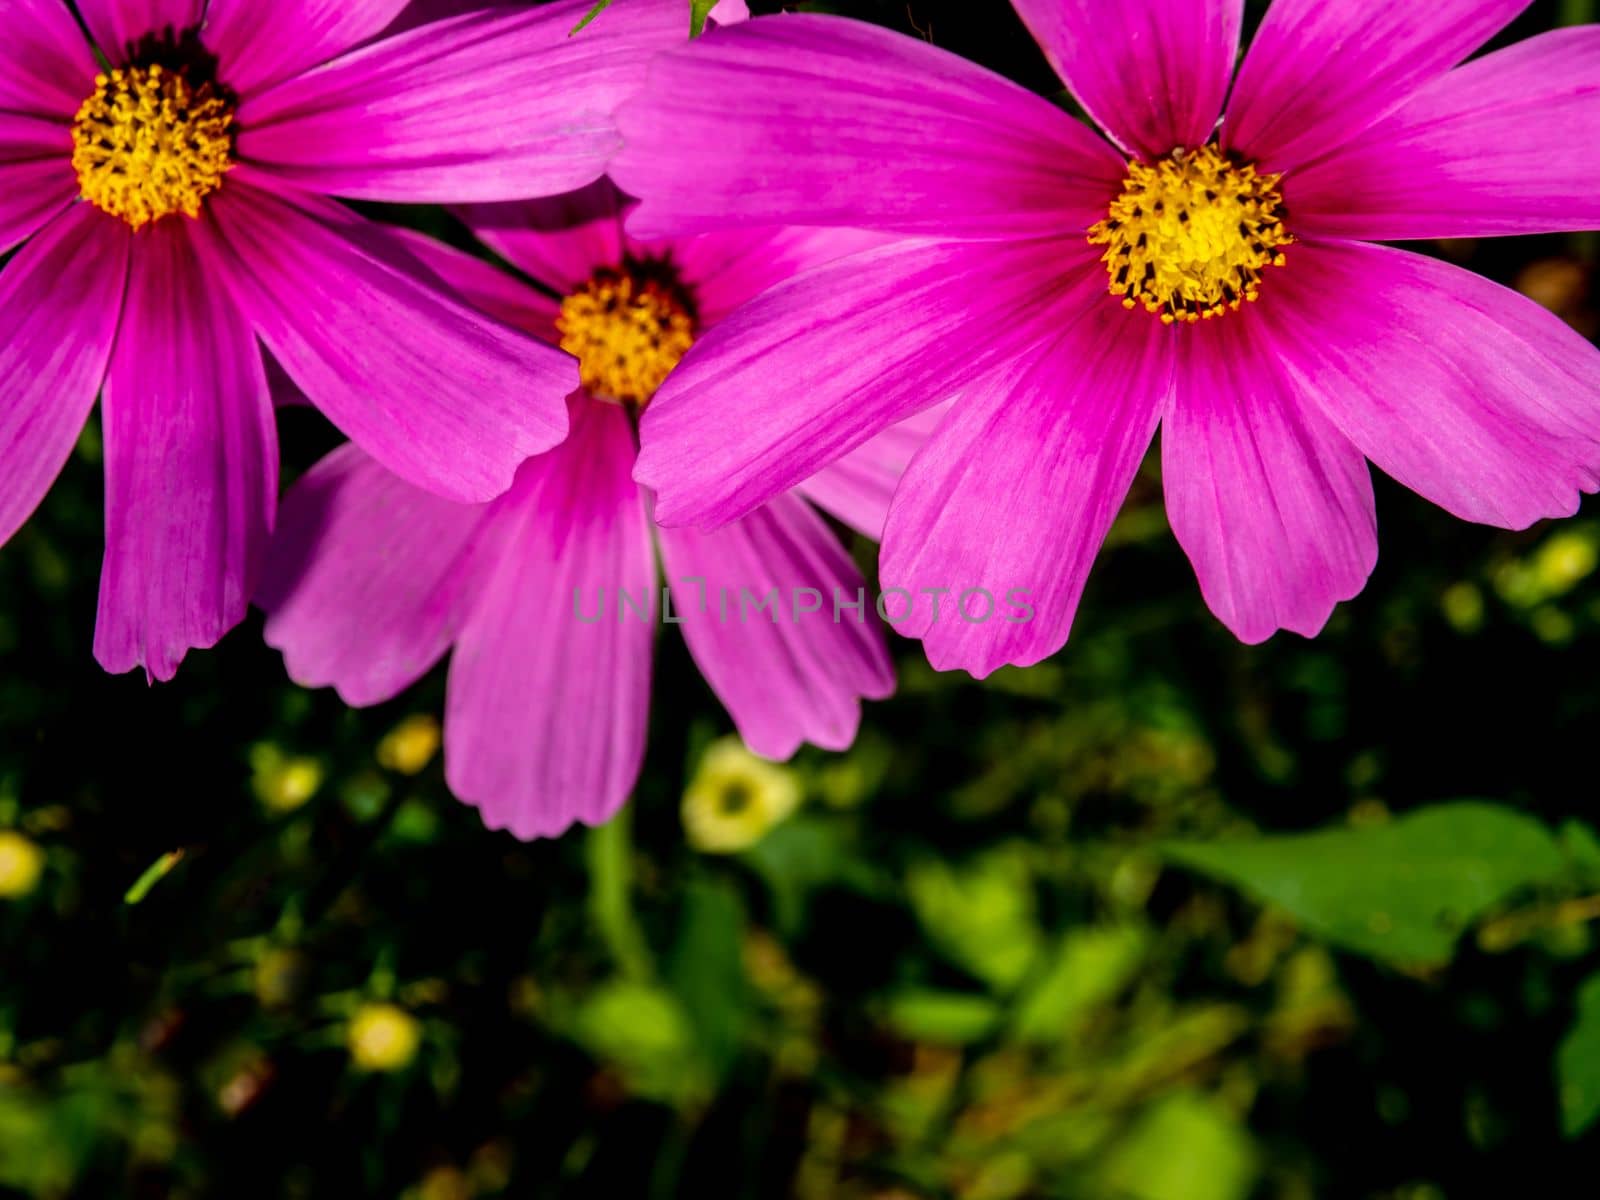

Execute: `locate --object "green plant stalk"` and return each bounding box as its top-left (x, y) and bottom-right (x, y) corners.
top-left (587, 809), bottom-right (654, 982)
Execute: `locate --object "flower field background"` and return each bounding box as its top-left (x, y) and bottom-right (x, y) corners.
top-left (5, 0), bottom-right (1600, 1196)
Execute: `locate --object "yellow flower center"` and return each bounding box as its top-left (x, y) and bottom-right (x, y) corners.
top-left (1088, 145), bottom-right (1293, 325)
top-left (72, 55), bottom-right (236, 231)
top-left (557, 259), bottom-right (697, 407)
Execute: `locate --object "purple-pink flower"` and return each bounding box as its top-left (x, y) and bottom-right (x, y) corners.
top-left (257, 182), bottom-right (922, 840)
top-left (0, 0), bottom-right (693, 680)
top-left (614, 0), bottom-right (1600, 677)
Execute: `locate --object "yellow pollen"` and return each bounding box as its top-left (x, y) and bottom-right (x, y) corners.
top-left (1088, 145), bottom-right (1294, 325)
top-left (557, 260), bottom-right (697, 407)
top-left (72, 61), bottom-right (236, 231)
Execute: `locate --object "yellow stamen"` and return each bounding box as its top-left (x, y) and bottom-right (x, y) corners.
top-left (557, 259), bottom-right (697, 407)
top-left (72, 61), bottom-right (236, 231)
top-left (1088, 145), bottom-right (1293, 324)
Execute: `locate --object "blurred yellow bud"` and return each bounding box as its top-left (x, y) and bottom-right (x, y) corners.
top-left (0, 830), bottom-right (44, 899)
top-left (378, 715), bottom-right (443, 776)
top-left (682, 738), bottom-right (801, 854)
top-left (1534, 530), bottom-right (1598, 597)
top-left (252, 744), bottom-right (325, 814)
top-left (347, 1003), bottom-right (421, 1073)
top-left (1440, 582), bottom-right (1486, 634)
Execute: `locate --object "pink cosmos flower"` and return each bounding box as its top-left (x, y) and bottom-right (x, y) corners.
top-left (613, 0), bottom-right (1600, 677)
top-left (0, 0), bottom-right (695, 680)
top-left (257, 181), bottom-right (921, 840)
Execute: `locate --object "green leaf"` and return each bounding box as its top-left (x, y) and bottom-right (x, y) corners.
top-left (1164, 803), bottom-right (1566, 966)
top-left (689, 0), bottom-right (718, 35)
top-left (666, 875), bottom-right (749, 1079)
top-left (123, 849), bottom-right (184, 904)
top-left (569, 0), bottom-right (616, 35)
top-left (883, 988), bottom-right (1001, 1045)
top-left (1559, 819), bottom-right (1600, 887)
top-left (1011, 924), bottom-right (1149, 1043)
top-left (1099, 1092), bottom-right (1258, 1200)
top-left (1558, 972), bottom-right (1600, 1137)
top-left (569, 980), bottom-right (702, 1106)
top-left (906, 847), bottom-right (1041, 992)
top-left (744, 818), bottom-right (846, 935)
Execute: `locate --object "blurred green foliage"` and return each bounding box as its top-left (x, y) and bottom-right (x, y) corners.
top-left (4, 1), bottom-right (1600, 1197)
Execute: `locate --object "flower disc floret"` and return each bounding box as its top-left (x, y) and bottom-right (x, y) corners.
top-left (1089, 146), bottom-right (1293, 324)
top-left (73, 55), bottom-right (236, 231)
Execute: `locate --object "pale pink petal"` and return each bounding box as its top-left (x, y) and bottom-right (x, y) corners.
top-left (237, 0), bottom-right (684, 203)
top-left (447, 399), bottom-right (655, 840)
top-left (390, 226), bottom-right (562, 344)
top-left (1010, 0), bottom-right (1241, 159)
top-left (203, 179), bottom-right (572, 503)
top-left (1290, 27), bottom-right (1600, 240)
top-left (94, 217), bottom-right (275, 680)
top-left (0, 205), bottom-right (126, 549)
top-left (636, 237), bottom-right (1084, 530)
top-left (0, 115), bottom-right (77, 254)
top-left (1259, 240), bottom-right (1600, 530)
top-left (879, 262), bottom-right (1173, 679)
top-left (613, 12), bottom-right (1126, 240)
top-left (1164, 309), bottom-right (1377, 644)
top-left (1225, 0), bottom-right (1531, 171)
top-left (796, 403), bottom-right (950, 541)
top-left (658, 493), bottom-right (893, 759)
top-left (260, 444), bottom-right (499, 706)
top-left (0, 0), bottom-right (96, 117)
top-left (77, 0), bottom-right (201, 60)
top-left (456, 179), bottom-right (625, 296)
top-left (203, 0), bottom-right (411, 96)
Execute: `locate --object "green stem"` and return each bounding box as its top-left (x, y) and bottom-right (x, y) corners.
top-left (1560, 0), bottom-right (1595, 26)
top-left (587, 809), bottom-right (653, 981)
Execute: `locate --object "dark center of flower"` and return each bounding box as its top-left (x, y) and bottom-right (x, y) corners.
top-left (71, 32), bottom-right (237, 231)
top-left (1088, 145), bottom-right (1294, 324)
top-left (557, 257), bottom-right (698, 407)
top-left (718, 783), bottom-right (753, 816)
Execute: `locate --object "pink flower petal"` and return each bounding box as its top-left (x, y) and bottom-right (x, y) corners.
top-left (1009, 0), bottom-right (1242, 159)
top-left (203, 0), bottom-right (412, 97)
top-left (673, 226), bottom-right (890, 325)
top-left (1260, 240), bottom-right (1600, 530)
top-left (77, 0), bottom-right (200, 61)
top-left (204, 179), bottom-right (572, 503)
top-left (390, 226), bottom-right (562, 344)
top-left (612, 12), bottom-right (1125, 240)
top-left (456, 179), bottom-right (626, 296)
top-left (260, 444), bottom-right (499, 706)
top-left (658, 493), bottom-right (893, 759)
top-left (237, 0), bottom-right (685, 203)
top-left (1289, 27), bottom-right (1600, 240)
top-left (94, 216), bottom-right (275, 680)
top-left (0, 206), bottom-right (126, 549)
top-left (636, 237), bottom-right (1084, 530)
top-left (0, 0), bottom-right (96, 117)
top-left (447, 399), bottom-right (655, 840)
top-left (879, 263), bottom-right (1173, 679)
top-left (1225, 0), bottom-right (1531, 171)
top-left (0, 115), bottom-right (77, 254)
top-left (796, 403), bottom-right (950, 541)
top-left (1164, 309), bottom-right (1377, 645)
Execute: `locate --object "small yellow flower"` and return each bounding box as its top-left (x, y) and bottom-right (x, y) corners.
top-left (347, 1003), bottom-right (422, 1073)
top-left (682, 738), bottom-right (801, 854)
top-left (0, 831), bottom-right (44, 899)
top-left (377, 715), bottom-right (443, 776)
